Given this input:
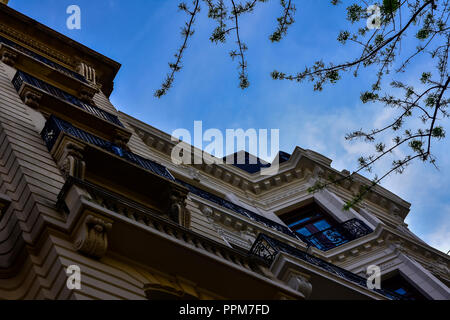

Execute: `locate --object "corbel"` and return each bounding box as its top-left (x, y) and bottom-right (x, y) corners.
top-left (0, 45), bottom-right (17, 66)
top-left (74, 214), bottom-right (113, 259)
top-left (21, 87), bottom-right (43, 109)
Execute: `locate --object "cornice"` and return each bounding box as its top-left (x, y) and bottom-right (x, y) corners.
top-left (318, 224), bottom-right (450, 279)
top-left (0, 5), bottom-right (121, 96)
top-left (121, 112), bottom-right (411, 218)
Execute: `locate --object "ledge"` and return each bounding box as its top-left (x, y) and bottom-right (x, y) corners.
top-left (14, 71), bottom-right (131, 144)
top-left (58, 178), bottom-right (303, 300)
top-left (0, 40), bottom-right (97, 98)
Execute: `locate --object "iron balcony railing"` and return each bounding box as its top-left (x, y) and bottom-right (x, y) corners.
top-left (41, 115), bottom-right (173, 180)
top-left (0, 35), bottom-right (87, 83)
top-left (41, 116), bottom-right (299, 239)
top-left (300, 218), bottom-right (373, 251)
top-left (13, 71), bottom-right (124, 128)
top-left (249, 233), bottom-right (406, 300)
top-left (176, 179), bottom-right (299, 239)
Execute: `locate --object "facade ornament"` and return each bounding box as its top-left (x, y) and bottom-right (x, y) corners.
top-left (143, 283), bottom-right (185, 300)
top-left (74, 215), bottom-right (112, 259)
top-left (78, 87), bottom-right (96, 103)
top-left (168, 187), bottom-right (190, 228)
top-left (22, 88), bottom-right (42, 109)
top-left (286, 273), bottom-right (313, 299)
top-left (113, 130), bottom-right (131, 151)
top-left (200, 205), bottom-right (214, 219)
top-left (0, 47), bottom-right (17, 65)
top-left (77, 62), bottom-right (96, 84)
top-left (59, 143), bottom-right (86, 179)
top-left (188, 167), bottom-right (201, 182)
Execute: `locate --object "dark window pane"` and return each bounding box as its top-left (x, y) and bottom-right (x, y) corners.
top-left (313, 220), bottom-right (331, 231)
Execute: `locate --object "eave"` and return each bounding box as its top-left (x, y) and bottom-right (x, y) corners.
top-left (0, 5), bottom-right (121, 96)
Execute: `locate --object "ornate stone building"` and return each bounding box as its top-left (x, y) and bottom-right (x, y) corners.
top-left (0, 3), bottom-right (448, 300)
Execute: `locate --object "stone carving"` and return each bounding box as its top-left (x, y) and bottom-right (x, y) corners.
top-left (113, 130), bottom-right (131, 151)
top-left (169, 188), bottom-right (190, 228)
top-left (77, 62), bottom-right (96, 84)
top-left (287, 273), bottom-right (313, 299)
top-left (0, 23), bottom-right (72, 66)
top-left (59, 143), bottom-right (86, 179)
top-left (22, 88), bottom-right (42, 109)
top-left (78, 87), bottom-right (96, 103)
top-left (74, 215), bottom-right (112, 259)
top-left (1, 47), bottom-right (17, 65)
top-left (188, 167), bottom-right (201, 182)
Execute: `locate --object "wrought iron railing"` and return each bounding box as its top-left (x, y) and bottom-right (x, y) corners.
top-left (0, 35), bottom-right (87, 83)
top-left (249, 233), bottom-right (406, 300)
top-left (40, 115), bottom-right (300, 239)
top-left (300, 219), bottom-right (373, 251)
top-left (41, 116), bottom-right (173, 180)
top-left (176, 179), bottom-right (299, 239)
top-left (13, 71), bottom-right (124, 128)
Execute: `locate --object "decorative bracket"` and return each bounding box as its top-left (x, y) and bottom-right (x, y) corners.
top-left (0, 46), bottom-right (17, 66)
top-left (77, 62), bottom-right (97, 84)
top-left (113, 129), bottom-right (131, 151)
top-left (286, 272), bottom-right (313, 299)
top-left (74, 214), bottom-right (113, 259)
top-left (78, 87), bottom-right (97, 103)
top-left (21, 88), bottom-right (43, 109)
top-left (58, 142), bottom-right (86, 180)
top-left (168, 186), bottom-right (190, 228)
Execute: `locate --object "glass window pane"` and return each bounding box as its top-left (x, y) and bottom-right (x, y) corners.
top-left (287, 212), bottom-right (321, 228)
top-left (296, 228), bottom-right (311, 236)
top-left (313, 219), bottom-right (331, 231)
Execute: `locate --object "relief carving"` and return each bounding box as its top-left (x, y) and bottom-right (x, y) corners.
top-left (74, 215), bottom-right (112, 259)
top-left (59, 143), bottom-right (86, 179)
top-left (22, 88), bottom-right (42, 109)
top-left (0, 47), bottom-right (17, 66)
top-left (169, 188), bottom-right (190, 228)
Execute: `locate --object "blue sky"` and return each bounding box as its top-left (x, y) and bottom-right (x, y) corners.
top-left (9, 0), bottom-right (450, 254)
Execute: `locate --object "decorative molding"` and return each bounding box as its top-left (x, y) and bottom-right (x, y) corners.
top-left (21, 87), bottom-right (42, 109)
top-left (169, 187), bottom-right (190, 228)
top-left (286, 272), bottom-right (313, 299)
top-left (74, 214), bottom-right (113, 259)
top-left (57, 143), bottom-right (86, 180)
top-left (0, 23), bottom-right (74, 67)
top-left (128, 121), bottom-right (411, 220)
top-left (0, 45), bottom-right (17, 65)
top-left (77, 62), bottom-right (96, 84)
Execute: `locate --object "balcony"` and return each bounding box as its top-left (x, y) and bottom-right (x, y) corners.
top-left (250, 233), bottom-right (406, 300)
top-left (41, 115), bottom-right (170, 180)
top-left (0, 35), bottom-right (86, 82)
top-left (0, 35), bottom-right (98, 99)
top-left (57, 177), bottom-right (303, 299)
top-left (176, 179), bottom-right (299, 239)
top-left (300, 219), bottom-right (373, 251)
top-left (14, 71), bottom-right (130, 143)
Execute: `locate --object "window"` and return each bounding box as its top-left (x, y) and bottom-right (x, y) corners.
top-left (280, 203), bottom-right (338, 237)
top-left (279, 202), bottom-right (372, 251)
top-left (382, 273), bottom-right (427, 300)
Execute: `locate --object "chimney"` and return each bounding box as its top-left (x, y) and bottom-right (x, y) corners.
top-left (0, 0), bottom-right (9, 5)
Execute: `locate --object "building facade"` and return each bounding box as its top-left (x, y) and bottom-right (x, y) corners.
top-left (0, 3), bottom-right (449, 300)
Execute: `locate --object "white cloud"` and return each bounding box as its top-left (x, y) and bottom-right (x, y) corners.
top-left (425, 212), bottom-right (450, 254)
